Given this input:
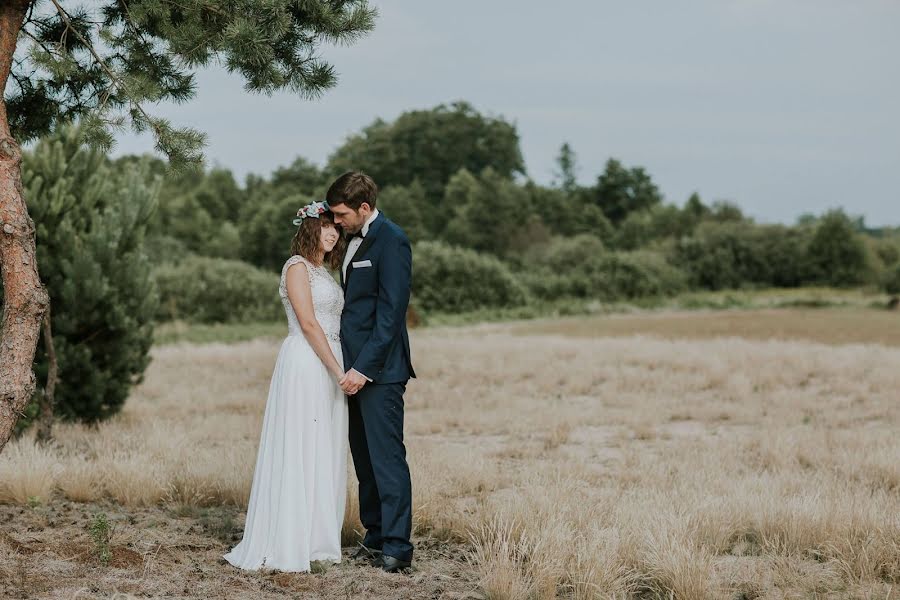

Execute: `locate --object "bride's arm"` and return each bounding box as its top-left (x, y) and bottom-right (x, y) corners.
top-left (285, 262), bottom-right (344, 380)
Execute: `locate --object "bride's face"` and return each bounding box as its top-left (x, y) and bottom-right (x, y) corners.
top-left (320, 222), bottom-right (340, 253)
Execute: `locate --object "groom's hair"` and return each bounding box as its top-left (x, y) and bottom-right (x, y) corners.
top-left (326, 171), bottom-right (378, 211)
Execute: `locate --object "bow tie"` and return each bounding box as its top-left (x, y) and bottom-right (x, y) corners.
top-left (351, 231), bottom-right (365, 240)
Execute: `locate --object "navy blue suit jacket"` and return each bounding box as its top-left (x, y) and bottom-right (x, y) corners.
top-left (340, 212), bottom-right (416, 384)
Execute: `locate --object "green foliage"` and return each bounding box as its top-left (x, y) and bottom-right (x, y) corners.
top-left (684, 192), bottom-right (710, 221)
top-left (526, 235), bottom-right (606, 272)
top-left (589, 159), bottom-right (663, 225)
top-left (412, 242), bottom-right (528, 313)
top-left (189, 168), bottom-right (244, 223)
top-left (443, 168), bottom-right (533, 256)
top-left (327, 101), bottom-right (525, 212)
top-left (523, 237), bottom-right (686, 300)
top-left (110, 156), bottom-right (245, 259)
top-left (8, 0), bottom-right (376, 167)
top-left (143, 234), bottom-right (189, 265)
top-left (19, 126), bottom-right (158, 425)
top-left (89, 512), bottom-right (113, 566)
top-left (377, 182), bottom-right (429, 244)
top-left (707, 201), bottom-right (746, 222)
top-left (599, 251), bottom-right (688, 299)
top-left (882, 264), bottom-right (900, 295)
top-left (614, 201), bottom-right (706, 250)
top-left (872, 237), bottom-right (900, 268)
top-left (154, 256), bottom-right (283, 323)
top-left (553, 142), bottom-right (578, 192)
top-left (234, 158), bottom-right (327, 270)
top-left (263, 157), bottom-right (326, 194)
top-left (70, 100), bottom-right (886, 327)
top-left (239, 193), bottom-right (309, 271)
top-left (526, 183), bottom-right (614, 241)
top-left (672, 222), bottom-right (815, 290)
top-left (807, 210), bottom-right (873, 287)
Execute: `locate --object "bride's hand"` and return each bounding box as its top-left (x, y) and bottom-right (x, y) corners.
top-left (332, 368), bottom-right (346, 381)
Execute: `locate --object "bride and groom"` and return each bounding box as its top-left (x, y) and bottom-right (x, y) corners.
top-left (222, 171), bottom-right (416, 573)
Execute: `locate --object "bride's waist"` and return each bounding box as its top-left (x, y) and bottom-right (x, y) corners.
top-left (286, 330), bottom-right (340, 343)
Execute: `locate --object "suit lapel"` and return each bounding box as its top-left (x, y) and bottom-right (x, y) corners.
top-left (343, 212), bottom-right (384, 291)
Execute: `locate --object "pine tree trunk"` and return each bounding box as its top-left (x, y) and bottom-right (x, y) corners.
top-left (0, 0), bottom-right (49, 453)
top-left (35, 300), bottom-right (58, 445)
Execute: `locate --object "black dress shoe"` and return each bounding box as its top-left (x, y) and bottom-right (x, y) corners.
top-left (350, 544), bottom-right (382, 562)
top-left (372, 554), bottom-right (411, 573)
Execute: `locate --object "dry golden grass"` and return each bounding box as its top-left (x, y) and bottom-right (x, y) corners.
top-left (1, 309), bottom-right (899, 598)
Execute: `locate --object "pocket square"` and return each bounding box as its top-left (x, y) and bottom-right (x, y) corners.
top-left (352, 260), bottom-right (372, 268)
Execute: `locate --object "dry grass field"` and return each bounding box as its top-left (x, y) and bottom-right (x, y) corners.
top-left (514, 308), bottom-right (900, 347)
top-left (1, 308), bottom-right (899, 599)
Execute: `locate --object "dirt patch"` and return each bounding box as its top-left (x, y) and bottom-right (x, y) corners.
top-left (0, 499), bottom-right (479, 600)
top-left (0, 532), bottom-right (44, 555)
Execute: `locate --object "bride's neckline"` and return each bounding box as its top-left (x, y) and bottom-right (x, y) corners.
top-left (296, 255), bottom-right (325, 269)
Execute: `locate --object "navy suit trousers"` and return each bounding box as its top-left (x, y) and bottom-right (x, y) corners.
top-left (348, 382), bottom-right (413, 562)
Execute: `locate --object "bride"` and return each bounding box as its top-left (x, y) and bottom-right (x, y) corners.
top-left (223, 201), bottom-right (349, 572)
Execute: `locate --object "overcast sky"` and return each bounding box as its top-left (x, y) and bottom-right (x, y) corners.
top-left (111, 0), bottom-right (900, 226)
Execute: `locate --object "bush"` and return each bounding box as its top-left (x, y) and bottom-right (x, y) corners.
top-left (17, 126), bottom-right (158, 425)
top-left (806, 210), bottom-right (873, 287)
top-left (883, 264), bottom-right (900, 295)
top-left (672, 222), bottom-right (815, 290)
top-left (522, 237), bottom-right (686, 300)
top-left (599, 251), bottom-right (688, 299)
top-left (871, 237), bottom-right (900, 268)
top-left (412, 241), bottom-right (528, 313)
top-left (614, 204), bottom-right (699, 250)
top-left (154, 256), bottom-right (283, 323)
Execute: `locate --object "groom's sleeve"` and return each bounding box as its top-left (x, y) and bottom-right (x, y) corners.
top-left (352, 233), bottom-right (412, 380)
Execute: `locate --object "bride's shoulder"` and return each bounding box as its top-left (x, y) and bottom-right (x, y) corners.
top-left (281, 255), bottom-right (314, 279)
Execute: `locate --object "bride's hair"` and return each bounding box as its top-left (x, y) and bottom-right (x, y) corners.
top-left (290, 210), bottom-right (346, 270)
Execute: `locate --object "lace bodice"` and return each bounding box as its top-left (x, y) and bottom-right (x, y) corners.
top-left (279, 255), bottom-right (344, 342)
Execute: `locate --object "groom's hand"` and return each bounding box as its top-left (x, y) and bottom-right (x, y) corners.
top-left (340, 369), bottom-right (368, 395)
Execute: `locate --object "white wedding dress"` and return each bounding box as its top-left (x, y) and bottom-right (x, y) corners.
top-left (223, 255), bottom-right (348, 572)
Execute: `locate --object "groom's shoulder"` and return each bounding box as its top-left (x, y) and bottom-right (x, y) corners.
top-left (380, 216), bottom-right (410, 245)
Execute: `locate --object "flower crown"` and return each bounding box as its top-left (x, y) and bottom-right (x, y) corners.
top-left (292, 201), bottom-right (330, 226)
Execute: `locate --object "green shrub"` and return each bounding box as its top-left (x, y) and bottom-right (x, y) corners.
top-left (806, 210), bottom-right (873, 287)
top-left (871, 237), bottom-right (900, 268)
top-left (17, 126), bottom-right (158, 425)
top-left (239, 193), bottom-right (311, 272)
top-left (522, 237), bottom-right (686, 300)
top-left (883, 264), bottom-right (900, 295)
top-left (412, 241), bottom-right (528, 313)
top-left (599, 251), bottom-right (688, 299)
top-left (672, 222), bottom-right (815, 290)
top-left (154, 256), bottom-right (283, 323)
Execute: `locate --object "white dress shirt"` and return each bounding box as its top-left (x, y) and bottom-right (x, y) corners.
top-left (342, 208), bottom-right (379, 383)
top-left (342, 208), bottom-right (379, 281)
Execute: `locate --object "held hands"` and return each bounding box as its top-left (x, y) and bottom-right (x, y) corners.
top-left (339, 369), bottom-right (368, 395)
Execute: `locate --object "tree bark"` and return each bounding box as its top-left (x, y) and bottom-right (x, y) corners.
top-left (1, 0), bottom-right (49, 453)
top-left (35, 298), bottom-right (58, 444)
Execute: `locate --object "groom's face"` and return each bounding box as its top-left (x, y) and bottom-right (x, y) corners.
top-left (330, 202), bottom-right (371, 235)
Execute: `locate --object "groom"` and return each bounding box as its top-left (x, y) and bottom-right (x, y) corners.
top-left (328, 171), bottom-right (416, 573)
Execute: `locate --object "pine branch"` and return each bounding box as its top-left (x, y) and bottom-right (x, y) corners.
top-left (46, 0), bottom-right (203, 165)
top-left (47, 0), bottom-right (152, 123)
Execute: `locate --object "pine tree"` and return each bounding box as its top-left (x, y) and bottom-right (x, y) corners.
top-left (15, 126), bottom-right (158, 430)
top-left (0, 0), bottom-right (376, 450)
top-left (553, 142), bottom-right (578, 193)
